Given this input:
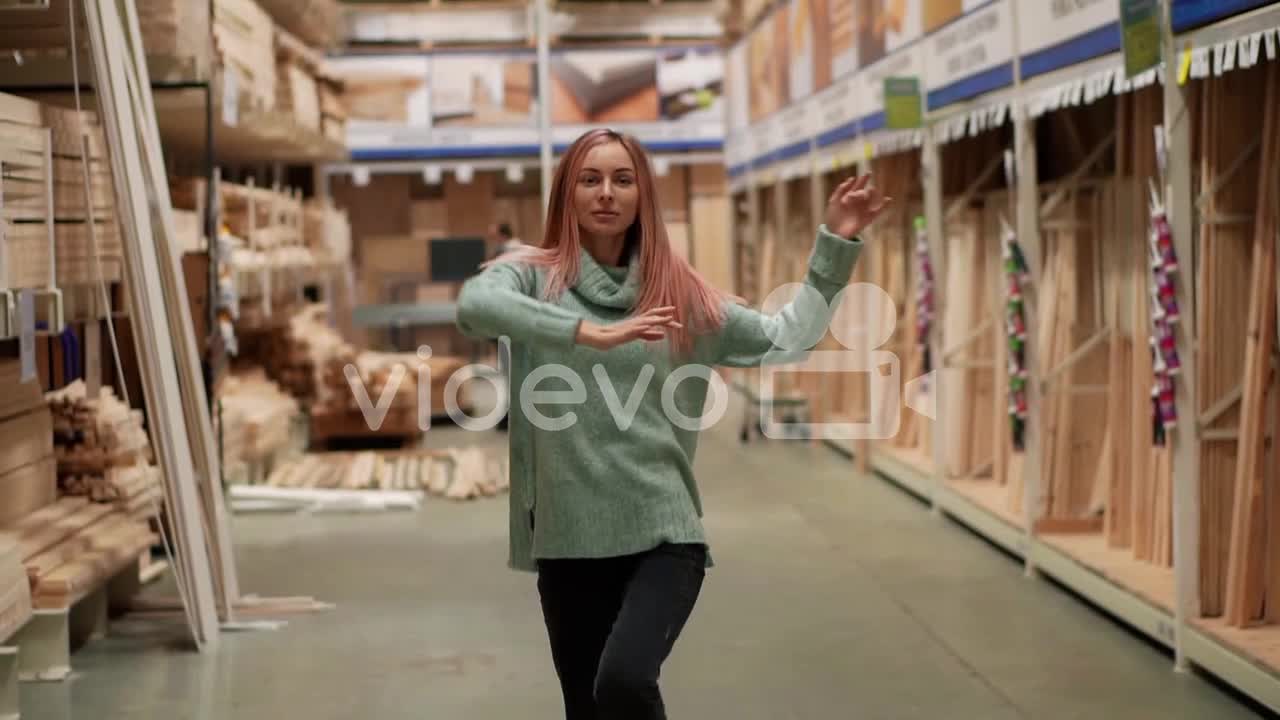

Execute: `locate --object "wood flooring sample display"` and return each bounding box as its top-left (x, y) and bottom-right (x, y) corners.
top-left (430, 55), bottom-right (536, 127)
top-left (551, 51), bottom-right (659, 124)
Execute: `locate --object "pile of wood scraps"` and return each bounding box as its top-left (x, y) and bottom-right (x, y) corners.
top-left (312, 348), bottom-right (472, 449)
top-left (216, 368), bottom-right (302, 470)
top-left (235, 312), bottom-right (322, 407)
top-left (45, 380), bottom-right (163, 520)
top-left (230, 447), bottom-right (509, 513)
top-left (6, 498), bottom-right (155, 610)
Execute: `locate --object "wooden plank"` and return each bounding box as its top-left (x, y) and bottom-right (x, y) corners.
top-left (0, 456), bottom-right (57, 528)
top-left (86, 0), bottom-right (224, 644)
top-left (17, 501), bottom-right (114, 560)
top-left (1223, 61), bottom-right (1279, 628)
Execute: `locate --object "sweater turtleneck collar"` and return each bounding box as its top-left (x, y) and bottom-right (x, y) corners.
top-left (573, 243), bottom-right (640, 310)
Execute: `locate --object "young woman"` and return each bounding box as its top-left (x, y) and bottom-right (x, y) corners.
top-left (456, 128), bottom-right (889, 720)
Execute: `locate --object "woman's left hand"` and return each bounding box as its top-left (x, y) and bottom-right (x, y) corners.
top-left (825, 174), bottom-right (892, 240)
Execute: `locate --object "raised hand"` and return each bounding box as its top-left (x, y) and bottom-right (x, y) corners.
top-left (825, 174), bottom-right (892, 240)
top-left (575, 306), bottom-right (683, 350)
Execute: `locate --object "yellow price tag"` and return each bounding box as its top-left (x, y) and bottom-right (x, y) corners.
top-left (831, 154), bottom-right (841, 170)
top-left (863, 141), bottom-right (875, 162)
top-left (1177, 43), bottom-right (1193, 86)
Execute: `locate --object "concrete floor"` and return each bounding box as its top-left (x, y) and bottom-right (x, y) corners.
top-left (23, 415), bottom-right (1274, 719)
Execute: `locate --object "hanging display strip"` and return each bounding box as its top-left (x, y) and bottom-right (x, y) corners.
top-left (1001, 220), bottom-right (1031, 450)
top-left (867, 128), bottom-right (926, 158)
top-left (933, 99), bottom-right (1012, 146)
top-left (1181, 24), bottom-right (1280, 82)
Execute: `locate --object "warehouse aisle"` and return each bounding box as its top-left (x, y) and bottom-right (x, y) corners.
top-left (25, 413), bottom-right (1268, 719)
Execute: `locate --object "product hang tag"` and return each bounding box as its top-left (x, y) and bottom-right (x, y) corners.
top-left (1003, 149), bottom-right (1016, 189)
top-left (1177, 44), bottom-right (1194, 85)
top-left (1223, 39), bottom-right (1238, 72)
top-left (18, 288), bottom-right (34, 382)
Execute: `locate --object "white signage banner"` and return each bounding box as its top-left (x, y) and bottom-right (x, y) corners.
top-left (751, 115), bottom-right (778, 160)
top-left (1018, 0), bottom-right (1119, 59)
top-left (925, 0), bottom-right (1014, 96)
top-left (776, 98), bottom-right (815, 150)
top-left (727, 41), bottom-right (751, 133)
top-left (814, 73), bottom-right (860, 138)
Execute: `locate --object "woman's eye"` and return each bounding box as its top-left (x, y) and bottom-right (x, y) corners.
top-left (581, 175), bottom-right (599, 185)
top-left (616, 176), bottom-right (634, 186)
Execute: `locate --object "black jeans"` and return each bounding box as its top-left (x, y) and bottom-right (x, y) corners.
top-left (536, 543), bottom-right (707, 720)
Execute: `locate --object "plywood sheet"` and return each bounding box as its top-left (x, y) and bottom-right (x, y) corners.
top-left (691, 195), bottom-right (732, 293)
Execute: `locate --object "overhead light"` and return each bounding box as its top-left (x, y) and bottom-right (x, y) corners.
top-left (353, 166), bottom-right (370, 187)
top-left (506, 164), bottom-right (524, 183)
top-left (422, 165), bottom-right (442, 185)
top-left (455, 164), bottom-right (474, 184)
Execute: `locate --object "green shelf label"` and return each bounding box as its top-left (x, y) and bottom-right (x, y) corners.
top-left (884, 77), bottom-right (923, 130)
top-left (1120, 0), bottom-right (1162, 79)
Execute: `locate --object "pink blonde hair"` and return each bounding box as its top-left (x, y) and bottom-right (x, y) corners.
top-left (489, 129), bottom-right (729, 356)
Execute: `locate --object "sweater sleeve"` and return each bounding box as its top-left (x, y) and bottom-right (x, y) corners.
top-left (456, 261), bottom-right (583, 347)
top-left (709, 225), bottom-right (863, 368)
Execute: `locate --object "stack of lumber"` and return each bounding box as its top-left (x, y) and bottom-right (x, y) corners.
top-left (8, 498), bottom-right (156, 610)
top-left (256, 0), bottom-right (342, 49)
top-left (311, 348), bottom-right (472, 447)
top-left (1, 91), bottom-right (54, 290)
top-left (0, 358), bottom-right (57, 528)
top-left (234, 303), bottom-right (344, 407)
top-left (303, 199), bottom-right (352, 266)
top-left (1192, 63), bottom-right (1268, 619)
top-left (1, 92), bottom-right (123, 287)
top-left (263, 447), bottom-right (509, 501)
top-left (45, 381), bottom-right (162, 521)
top-left (216, 368), bottom-right (301, 468)
top-left (0, 1), bottom-right (77, 53)
top-left (940, 205), bottom-right (997, 482)
top-left (213, 0), bottom-right (278, 114)
top-left (857, 154), bottom-right (926, 460)
top-left (936, 129), bottom-right (1007, 486)
top-left (1097, 86), bottom-right (1172, 567)
top-left (0, 537), bottom-right (31, 643)
top-left (41, 104), bottom-right (121, 286)
top-left (274, 27), bottom-right (323, 132)
top-left (1034, 182), bottom-right (1113, 534)
top-left (134, 0), bottom-right (212, 78)
top-left (1216, 62), bottom-right (1280, 630)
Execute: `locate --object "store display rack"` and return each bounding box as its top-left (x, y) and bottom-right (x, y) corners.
top-left (729, 2), bottom-right (1280, 713)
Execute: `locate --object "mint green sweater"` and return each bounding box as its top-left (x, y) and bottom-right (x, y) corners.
top-left (456, 225), bottom-right (862, 572)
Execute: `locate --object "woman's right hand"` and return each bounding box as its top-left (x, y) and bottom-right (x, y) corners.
top-left (575, 306), bottom-right (682, 350)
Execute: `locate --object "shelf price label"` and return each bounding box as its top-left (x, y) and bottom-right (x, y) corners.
top-left (884, 77), bottom-right (923, 130)
top-left (1120, 0), bottom-right (1162, 79)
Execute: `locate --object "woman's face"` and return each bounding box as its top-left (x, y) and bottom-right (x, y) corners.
top-left (574, 141), bottom-right (640, 240)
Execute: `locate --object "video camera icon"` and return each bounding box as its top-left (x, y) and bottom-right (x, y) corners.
top-left (755, 282), bottom-right (937, 441)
